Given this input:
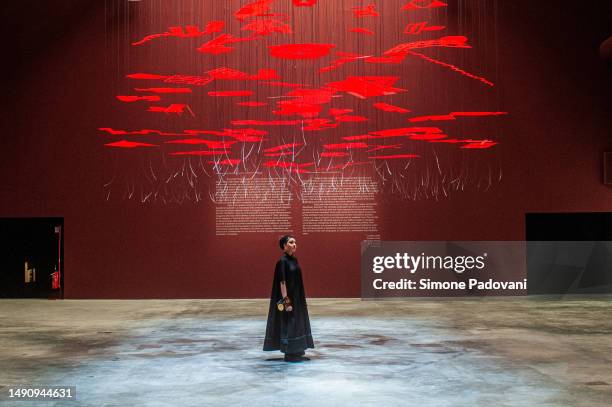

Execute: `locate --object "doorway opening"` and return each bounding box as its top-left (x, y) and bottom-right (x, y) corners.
top-left (0, 217), bottom-right (64, 299)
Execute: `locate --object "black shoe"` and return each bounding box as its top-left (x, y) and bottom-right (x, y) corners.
top-left (284, 355), bottom-right (310, 362)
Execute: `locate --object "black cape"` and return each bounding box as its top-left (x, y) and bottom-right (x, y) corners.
top-left (263, 253), bottom-right (314, 353)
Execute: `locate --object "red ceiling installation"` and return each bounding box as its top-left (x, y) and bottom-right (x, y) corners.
top-left (102, 0), bottom-right (507, 201)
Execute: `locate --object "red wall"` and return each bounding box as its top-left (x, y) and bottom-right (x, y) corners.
top-left (1, 1), bottom-right (611, 298)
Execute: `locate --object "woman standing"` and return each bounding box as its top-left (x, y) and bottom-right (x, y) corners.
top-left (263, 235), bottom-right (314, 362)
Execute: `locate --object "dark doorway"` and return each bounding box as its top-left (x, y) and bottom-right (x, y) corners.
top-left (0, 218), bottom-right (64, 298)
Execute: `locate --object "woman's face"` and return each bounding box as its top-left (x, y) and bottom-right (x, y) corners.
top-left (284, 238), bottom-right (297, 255)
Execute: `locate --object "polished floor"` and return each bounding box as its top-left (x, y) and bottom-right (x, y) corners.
top-left (0, 297), bottom-right (611, 406)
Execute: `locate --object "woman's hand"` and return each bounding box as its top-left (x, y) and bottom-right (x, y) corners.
top-left (286, 305), bottom-right (293, 312)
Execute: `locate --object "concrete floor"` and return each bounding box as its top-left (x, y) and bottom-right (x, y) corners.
top-left (0, 297), bottom-right (611, 406)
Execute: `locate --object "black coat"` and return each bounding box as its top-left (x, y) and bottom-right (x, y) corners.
top-left (263, 253), bottom-right (314, 353)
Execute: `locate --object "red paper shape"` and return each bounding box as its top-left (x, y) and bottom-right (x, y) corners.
top-left (131, 23), bottom-right (224, 46)
top-left (99, 128), bottom-right (183, 136)
top-left (367, 144), bottom-right (403, 152)
top-left (165, 139), bottom-right (236, 149)
top-left (292, 0), bottom-right (318, 6)
top-left (402, 0), bottom-right (448, 10)
top-left (352, 4), bottom-right (379, 17)
top-left (323, 142), bottom-right (369, 149)
top-left (273, 101), bottom-right (322, 118)
top-left (208, 91), bottom-right (254, 97)
top-left (384, 36), bottom-right (471, 55)
top-left (326, 76), bottom-right (404, 99)
top-left (349, 27), bottom-right (375, 35)
top-left (408, 51), bottom-right (495, 86)
top-left (408, 133), bottom-right (448, 140)
top-left (404, 22), bottom-right (446, 35)
top-left (373, 103), bottom-right (410, 113)
top-left (116, 95), bottom-right (161, 102)
top-left (461, 141), bottom-right (498, 149)
top-left (329, 108), bottom-right (354, 116)
top-left (209, 158), bottom-right (241, 165)
top-left (409, 111), bottom-right (507, 122)
top-left (235, 0), bottom-right (275, 21)
top-left (198, 34), bottom-right (257, 55)
top-left (134, 88), bottom-right (193, 94)
top-left (321, 152), bottom-right (349, 157)
top-left (302, 118), bottom-right (338, 131)
top-left (285, 88), bottom-right (336, 104)
top-left (223, 128), bottom-right (268, 142)
top-left (237, 102), bottom-right (268, 107)
top-left (105, 140), bottom-right (158, 148)
top-left (231, 120), bottom-right (301, 126)
top-left (269, 43), bottom-right (335, 59)
top-left (242, 19), bottom-right (292, 36)
top-left (264, 143), bottom-right (303, 152)
top-left (148, 104), bottom-right (195, 116)
top-left (127, 73), bottom-right (168, 80)
top-left (335, 115), bottom-right (368, 122)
